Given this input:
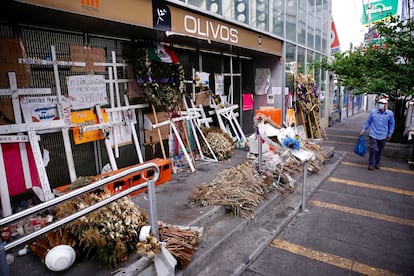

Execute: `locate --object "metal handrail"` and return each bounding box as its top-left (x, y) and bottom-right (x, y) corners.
top-left (0, 162), bottom-right (160, 275)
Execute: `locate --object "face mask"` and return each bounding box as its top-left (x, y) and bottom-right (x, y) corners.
top-left (378, 103), bottom-right (385, 109)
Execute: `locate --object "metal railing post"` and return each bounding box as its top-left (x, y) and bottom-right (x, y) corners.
top-left (301, 161), bottom-right (308, 212)
top-left (0, 242), bottom-right (9, 276)
top-left (0, 162), bottom-right (160, 275)
top-left (147, 178), bottom-right (158, 238)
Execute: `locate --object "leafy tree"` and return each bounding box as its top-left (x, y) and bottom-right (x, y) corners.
top-left (313, 16), bottom-right (414, 142)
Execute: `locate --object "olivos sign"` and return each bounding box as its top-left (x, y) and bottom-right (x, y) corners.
top-left (15, 0), bottom-right (281, 56)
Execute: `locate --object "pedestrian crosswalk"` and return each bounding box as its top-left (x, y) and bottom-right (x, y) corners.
top-left (271, 238), bottom-right (399, 276)
top-left (268, 159), bottom-right (414, 275)
top-left (342, 161), bottom-right (414, 175)
top-left (308, 199), bottom-right (414, 227)
top-left (328, 177), bottom-right (414, 196)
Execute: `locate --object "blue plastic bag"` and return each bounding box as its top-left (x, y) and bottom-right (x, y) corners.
top-left (354, 135), bottom-right (366, 156)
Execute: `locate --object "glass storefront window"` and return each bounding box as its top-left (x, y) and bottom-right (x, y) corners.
top-left (285, 43), bottom-right (296, 93)
top-left (298, 0), bottom-right (307, 46)
top-left (322, 0), bottom-right (329, 54)
top-left (297, 46), bottom-right (305, 74)
top-left (315, 0), bottom-right (322, 51)
top-left (307, 0), bottom-right (315, 49)
top-left (307, 50), bottom-right (314, 75)
top-left (286, 0), bottom-right (297, 42)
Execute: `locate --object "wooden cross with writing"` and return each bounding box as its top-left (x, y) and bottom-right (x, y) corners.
top-left (0, 72), bottom-right (52, 215)
top-left (19, 45), bottom-right (86, 182)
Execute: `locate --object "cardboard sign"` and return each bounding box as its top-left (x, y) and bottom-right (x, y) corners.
top-left (144, 112), bottom-right (169, 144)
top-left (70, 45), bottom-right (106, 73)
top-left (71, 109), bottom-right (109, 144)
top-left (0, 38), bottom-right (32, 86)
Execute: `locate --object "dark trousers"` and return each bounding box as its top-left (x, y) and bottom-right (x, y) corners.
top-left (368, 136), bottom-right (386, 167)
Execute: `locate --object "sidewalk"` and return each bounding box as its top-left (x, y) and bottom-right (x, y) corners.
top-left (117, 148), bottom-right (345, 273)
top-left (8, 113), bottom-right (372, 276)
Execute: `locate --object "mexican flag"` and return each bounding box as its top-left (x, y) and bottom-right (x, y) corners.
top-left (148, 44), bottom-right (179, 63)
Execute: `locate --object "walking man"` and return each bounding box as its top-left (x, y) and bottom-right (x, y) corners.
top-left (360, 98), bottom-right (395, 170)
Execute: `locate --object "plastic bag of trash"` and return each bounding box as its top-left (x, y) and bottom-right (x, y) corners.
top-left (354, 135), bottom-right (366, 157)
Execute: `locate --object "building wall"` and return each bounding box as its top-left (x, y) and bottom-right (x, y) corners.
top-left (0, 0), bottom-right (333, 201)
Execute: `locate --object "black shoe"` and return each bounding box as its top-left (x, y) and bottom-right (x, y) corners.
top-left (368, 166), bottom-right (374, 170)
top-left (374, 166), bottom-right (380, 169)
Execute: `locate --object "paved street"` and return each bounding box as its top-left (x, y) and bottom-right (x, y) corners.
top-left (243, 112), bottom-right (414, 276)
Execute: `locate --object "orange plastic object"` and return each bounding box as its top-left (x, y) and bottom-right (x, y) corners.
top-left (255, 108), bottom-right (282, 126)
top-left (71, 109), bottom-right (109, 144)
top-left (53, 158), bottom-right (172, 197)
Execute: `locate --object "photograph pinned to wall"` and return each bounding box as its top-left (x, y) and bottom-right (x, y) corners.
top-left (20, 95), bottom-right (71, 134)
top-left (66, 75), bottom-right (108, 110)
top-left (255, 68), bottom-right (271, 95)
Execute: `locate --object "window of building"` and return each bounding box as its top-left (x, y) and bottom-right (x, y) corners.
top-left (255, 0), bottom-right (270, 32)
top-left (297, 46), bottom-right (305, 74)
top-left (271, 0), bottom-right (284, 37)
top-left (298, 0), bottom-right (307, 46)
top-left (307, 0), bottom-right (315, 49)
top-left (286, 0), bottom-right (297, 42)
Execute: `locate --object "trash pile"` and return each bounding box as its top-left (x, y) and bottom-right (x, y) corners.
top-left (188, 113), bottom-right (328, 218)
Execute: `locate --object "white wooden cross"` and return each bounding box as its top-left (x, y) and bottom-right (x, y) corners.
top-left (94, 51), bottom-right (147, 163)
top-left (94, 51), bottom-right (128, 158)
top-left (152, 115), bottom-right (197, 172)
top-left (209, 96), bottom-right (247, 143)
top-left (0, 119), bottom-right (65, 216)
top-left (0, 72), bottom-right (52, 216)
top-left (19, 45), bottom-right (86, 182)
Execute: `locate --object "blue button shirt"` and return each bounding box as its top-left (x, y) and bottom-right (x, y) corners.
top-left (362, 108), bottom-right (395, 140)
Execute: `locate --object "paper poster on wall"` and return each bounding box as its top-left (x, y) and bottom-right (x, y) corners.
top-left (255, 68), bottom-right (271, 95)
top-left (272, 87), bottom-right (282, 95)
top-left (214, 73), bottom-right (224, 95)
top-left (267, 94), bottom-right (275, 104)
top-left (67, 75), bottom-right (108, 110)
top-left (20, 95), bottom-right (71, 133)
top-left (196, 71), bottom-right (210, 91)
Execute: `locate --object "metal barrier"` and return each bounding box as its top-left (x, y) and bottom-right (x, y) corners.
top-left (0, 162), bottom-right (160, 276)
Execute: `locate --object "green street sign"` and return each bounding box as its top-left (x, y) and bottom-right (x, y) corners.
top-left (362, 0), bottom-right (398, 26)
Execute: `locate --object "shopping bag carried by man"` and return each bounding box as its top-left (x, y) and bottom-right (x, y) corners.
top-left (354, 135), bottom-right (366, 156)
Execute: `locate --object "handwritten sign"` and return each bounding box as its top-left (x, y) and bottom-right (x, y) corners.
top-left (67, 75), bottom-right (108, 110)
top-left (20, 95), bottom-right (71, 133)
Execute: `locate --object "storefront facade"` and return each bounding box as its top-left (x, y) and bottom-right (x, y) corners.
top-left (0, 0), bottom-right (332, 196)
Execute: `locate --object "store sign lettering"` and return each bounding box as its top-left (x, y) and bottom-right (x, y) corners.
top-left (184, 15), bottom-right (238, 44)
